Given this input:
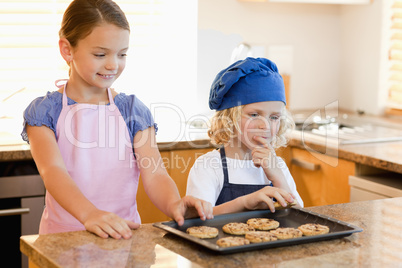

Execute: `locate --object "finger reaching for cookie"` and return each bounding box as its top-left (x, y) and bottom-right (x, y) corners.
top-left (274, 200), bottom-right (298, 210)
top-left (239, 186), bottom-right (296, 213)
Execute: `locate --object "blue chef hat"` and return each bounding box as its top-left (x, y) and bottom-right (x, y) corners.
top-left (209, 57), bottom-right (286, 111)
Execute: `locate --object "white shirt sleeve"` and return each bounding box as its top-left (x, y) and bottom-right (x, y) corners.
top-left (277, 157), bottom-right (304, 208)
top-left (186, 151), bottom-right (223, 206)
top-left (186, 150), bottom-right (223, 206)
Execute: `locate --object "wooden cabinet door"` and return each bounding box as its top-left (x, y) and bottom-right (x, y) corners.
top-left (168, 148), bottom-right (214, 197)
top-left (276, 146), bottom-right (292, 167)
top-left (136, 151), bottom-right (171, 223)
top-left (290, 147), bottom-right (355, 207)
top-left (137, 148), bottom-right (214, 224)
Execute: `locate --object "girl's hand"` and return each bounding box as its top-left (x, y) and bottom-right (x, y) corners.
top-left (83, 209), bottom-right (140, 240)
top-left (239, 186), bottom-right (295, 213)
top-left (169, 195), bottom-right (214, 226)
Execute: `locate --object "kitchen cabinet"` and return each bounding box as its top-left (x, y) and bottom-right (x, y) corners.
top-left (349, 174), bottom-right (402, 202)
top-left (0, 160), bottom-right (44, 268)
top-left (288, 147), bottom-right (355, 207)
top-left (137, 148), bottom-right (214, 223)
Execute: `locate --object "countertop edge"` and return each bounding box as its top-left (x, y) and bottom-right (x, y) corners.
top-left (20, 235), bottom-right (59, 268)
top-left (288, 138), bottom-right (402, 174)
top-left (2, 136), bottom-right (402, 174)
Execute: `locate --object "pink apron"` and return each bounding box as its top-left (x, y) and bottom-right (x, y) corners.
top-left (39, 82), bottom-right (141, 234)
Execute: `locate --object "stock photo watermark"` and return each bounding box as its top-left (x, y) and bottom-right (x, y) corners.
top-left (297, 100), bottom-right (340, 167)
top-left (58, 101), bottom-right (342, 168)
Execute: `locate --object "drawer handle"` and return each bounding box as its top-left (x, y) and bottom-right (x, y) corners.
top-left (291, 158), bottom-right (320, 171)
top-left (0, 208), bottom-right (30, 216)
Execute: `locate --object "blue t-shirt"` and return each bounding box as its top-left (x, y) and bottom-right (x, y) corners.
top-left (21, 91), bottom-right (157, 146)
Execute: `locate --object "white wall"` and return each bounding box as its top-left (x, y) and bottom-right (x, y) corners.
top-left (339, 0), bottom-right (389, 115)
top-left (198, 0), bottom-right (387, 116)
top-left (198, 0), bottom-right (342, 112)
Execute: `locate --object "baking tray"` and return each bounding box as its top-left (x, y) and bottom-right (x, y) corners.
top-left (153, 207), bottom-right (363, 254)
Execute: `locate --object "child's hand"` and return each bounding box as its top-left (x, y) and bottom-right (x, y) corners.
top-left (169, 195), bottom-right (214, 226)
top-left (240, 186), bottom-right (295, 213)
top-left (83, 209), bottom-right (140, 240)
top-left (252, 136), bottom-right (289, 189)
top-left (251, 135), bottom-right (277, 169)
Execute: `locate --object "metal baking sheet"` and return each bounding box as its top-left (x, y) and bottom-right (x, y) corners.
top-left (153, 208), bottom-right (363, 254)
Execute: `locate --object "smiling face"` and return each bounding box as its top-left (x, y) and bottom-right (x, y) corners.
top-left (68, 23), bottom-right (129, 91)
top-left (234, 101), bottom-right (284, 154)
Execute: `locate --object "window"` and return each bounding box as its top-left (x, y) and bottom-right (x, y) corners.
top-left (0, 0), bottom-right (197, 127)
top-left (387, 0), bottom-right (402, 114)
top-left (0, 0), bottom-right (69, 120)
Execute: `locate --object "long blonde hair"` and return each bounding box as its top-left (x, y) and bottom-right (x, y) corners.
top-left (208, 105), bottom-right (295, 149)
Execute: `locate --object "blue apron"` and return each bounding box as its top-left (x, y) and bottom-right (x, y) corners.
top-left (215, 147), bottom-right (272, 206)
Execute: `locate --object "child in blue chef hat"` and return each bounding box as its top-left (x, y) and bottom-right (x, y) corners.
top-left (186, 57), bottom-right (303, 215)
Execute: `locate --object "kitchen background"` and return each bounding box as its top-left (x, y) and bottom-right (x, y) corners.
top-left (0, 0), bottom-right (397, 145)
top-left (196, 0), bottom-right (390, 116)
top-left (3, 2), bottom-right (402, 267)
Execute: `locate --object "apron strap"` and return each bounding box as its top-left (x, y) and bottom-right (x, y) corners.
top-left (107, 88), bottom-right (114, 105)
top-left (58, 80), bottom-right (113, 107)
top-left (55, 79), bottom-right (68, 88)
top-left (55, 79), bottom-right (68, 107)
top-left (219, 147), bottom-right (229, 184)
top-left (62, 83), bottom-right (68, 107)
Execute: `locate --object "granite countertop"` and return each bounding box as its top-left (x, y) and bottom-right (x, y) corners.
top-left (288, 132), bottom-right (402, 173)
top-left (20, 197), bottom-right (402, 267)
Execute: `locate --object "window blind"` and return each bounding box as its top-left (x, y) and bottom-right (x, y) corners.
top-left (0, 0), bottom-right (197, 119)
top-left (0, 1), bottom-right (69, 98)
top-left (388, 0), bottom-right (402, 112)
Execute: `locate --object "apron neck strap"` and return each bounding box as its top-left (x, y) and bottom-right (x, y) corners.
top-left (220, 147), bottom-right (229, 184)
top-left (106, 88), bottom-right (114, 105)
top-left (62, 83), bottom-right (68, 107)
top-left (59, 81), bottom-right (114, 107)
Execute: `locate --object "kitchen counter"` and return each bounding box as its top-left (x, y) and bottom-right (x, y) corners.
top-left (20, 197), bottom-right (402, 267)
top-left (3, 133), bottom-right (402, 174)
top-left (0, 139), bottom-right (214, 162)
top-left (0, 144), bottom-right (32, 161)
top-left (288, 132), bottom-right (402, 174)
top-left (2, 110), bottom-right (402, 174)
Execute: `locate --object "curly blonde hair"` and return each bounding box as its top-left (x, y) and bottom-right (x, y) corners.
top-left (208, 105), bottom-right (295, 149)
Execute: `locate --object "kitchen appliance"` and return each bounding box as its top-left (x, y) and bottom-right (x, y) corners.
top-left (154, 208), bottom-right (362, 254)
top-left (349, 174), bottom-right (402, 202)
top-left (0, 161), bottom-right (45, 268)
top-left (294, 116), bottom-right (402, 145)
